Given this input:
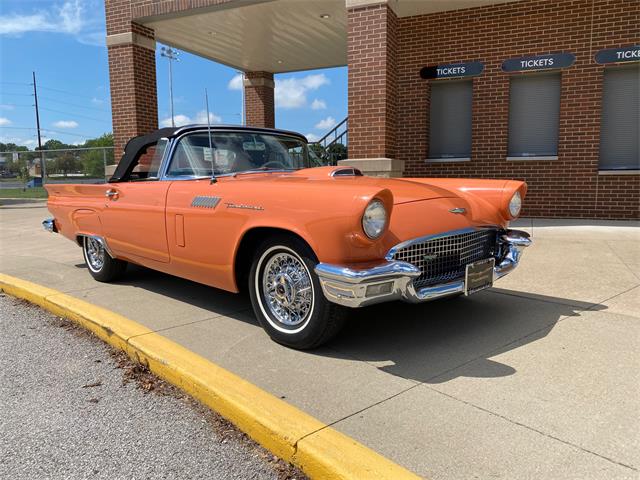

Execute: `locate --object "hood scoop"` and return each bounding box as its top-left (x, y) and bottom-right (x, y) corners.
top-left (331, 167), bottom-right (363, 177)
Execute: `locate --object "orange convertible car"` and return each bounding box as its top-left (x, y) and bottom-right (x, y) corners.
top-left (44, 125), bottom-right (531, 349)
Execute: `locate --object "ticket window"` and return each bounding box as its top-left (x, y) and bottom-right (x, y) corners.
top-left (428, 79), bottom-right (473, 161)
top-left (599, 65), bottom-right (640, 171)
top-left (507, 72), bottom-right (561, 159)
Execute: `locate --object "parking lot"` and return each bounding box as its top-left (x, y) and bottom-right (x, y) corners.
top-left (1, 201), bottom-right (638, 479)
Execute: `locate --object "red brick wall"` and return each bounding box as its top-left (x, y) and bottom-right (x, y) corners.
top-left (244, 71), bottom-right (275, 129)
top-left (348, 3), bottom-right (398, 159)
top-left (395, 0), bottom-right (639, 219)
top-left (106, 0), bottom-right (158, 154)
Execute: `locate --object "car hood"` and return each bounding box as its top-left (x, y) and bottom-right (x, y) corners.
top-left (288, 167), bottom-right (458, 204)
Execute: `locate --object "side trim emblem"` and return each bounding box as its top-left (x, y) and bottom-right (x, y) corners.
top-left (225, 202), bottom-right (264, 211)
top-left (449, 207), bottom-right (466, 214)
top-left (191, 196), bottom-right (221, 208)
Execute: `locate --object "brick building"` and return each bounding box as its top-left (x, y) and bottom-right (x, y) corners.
top-left (105, 0), bottom-right (639, 218)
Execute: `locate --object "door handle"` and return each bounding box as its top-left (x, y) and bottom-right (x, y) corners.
top-left (105, 189), bottom-right (119, 200)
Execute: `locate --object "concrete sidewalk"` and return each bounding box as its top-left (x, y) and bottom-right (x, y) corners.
top-left (1, 202), bottom-right (638, 479)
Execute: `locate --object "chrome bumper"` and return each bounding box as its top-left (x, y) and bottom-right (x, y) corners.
top-left (42, 218), bottom-right (57, 233)
top-left (315, 229), bottom-right (531, 308)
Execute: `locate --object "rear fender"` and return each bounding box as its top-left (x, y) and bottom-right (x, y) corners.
top-left (72, 209), bottom-right (104, 245)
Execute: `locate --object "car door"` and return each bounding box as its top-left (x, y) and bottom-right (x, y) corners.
top-left (162, 131), bottom-right (246, 291)
top-left (100, 139), bottom-right (171, 263)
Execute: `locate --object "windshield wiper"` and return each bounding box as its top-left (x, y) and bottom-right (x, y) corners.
top-left (232, 167), bottom-right (295, 177)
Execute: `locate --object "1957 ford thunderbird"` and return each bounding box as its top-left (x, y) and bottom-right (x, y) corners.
top-left (43, 125), bottom-right (531, 349)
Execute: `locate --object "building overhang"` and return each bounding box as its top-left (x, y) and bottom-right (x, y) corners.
top-left (135, 0), bottom-right (522, 73)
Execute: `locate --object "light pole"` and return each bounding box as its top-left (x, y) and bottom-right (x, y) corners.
top-left (237, 70), bottom-right (245, 126)
top-left (160, 47), bottom-right (179, 127)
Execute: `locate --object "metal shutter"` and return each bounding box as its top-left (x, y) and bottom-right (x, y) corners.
top-left (429, 80), bottom-right (472, 159)
top-left (599, 65), bottom-right (640, 170)
top-left (508, 73), bottom-right (560, 157)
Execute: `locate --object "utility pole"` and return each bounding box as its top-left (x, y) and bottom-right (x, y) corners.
top-left (32, 71), bottom-right (46, 184)
top-left (160, 47), bottom-right (179, 127)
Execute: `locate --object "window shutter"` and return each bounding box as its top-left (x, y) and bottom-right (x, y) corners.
top-left (429, 80), bottom-right (473, 159)
top-left (508, 73), bottom-right (561, 157)
top-left (599, 65), bottom-right (640, 170)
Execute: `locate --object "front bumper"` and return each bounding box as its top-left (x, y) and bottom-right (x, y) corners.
top-left (315, 229), bottom-right (531, 308)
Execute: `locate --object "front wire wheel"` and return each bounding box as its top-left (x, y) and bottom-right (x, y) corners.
top-left (249, 236), bottom-right (347, 349)
top-left (260, 248), bottom-right (314, 333)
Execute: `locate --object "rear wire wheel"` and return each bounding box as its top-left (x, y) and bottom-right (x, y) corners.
top-left (82, 236), bottom-right (127, 282)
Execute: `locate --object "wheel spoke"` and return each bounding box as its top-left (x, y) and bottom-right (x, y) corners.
top-left (261, 250), bottom-right (313, 328)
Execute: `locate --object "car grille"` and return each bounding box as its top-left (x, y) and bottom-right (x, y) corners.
top-left (389, 229), bottom-right (497, 289)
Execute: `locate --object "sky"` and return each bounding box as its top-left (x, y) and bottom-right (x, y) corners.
top-left (0, 0), bottom-right (347, 149)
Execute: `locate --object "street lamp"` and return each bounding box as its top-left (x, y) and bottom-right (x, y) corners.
top-left (160, 46), bottom-right (179, 127)
top-left (236, 70), bottom-right (245, 126)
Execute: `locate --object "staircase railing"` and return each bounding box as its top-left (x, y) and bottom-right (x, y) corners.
top-left (310, 117), bottom-right (348, 166)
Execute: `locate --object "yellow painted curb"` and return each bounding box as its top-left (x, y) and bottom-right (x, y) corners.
top-left (0, 273), bottom-right (421, 480)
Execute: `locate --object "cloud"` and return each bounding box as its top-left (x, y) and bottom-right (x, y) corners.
top-left (0, 104), bottom-right (15, 111)
top-left (311, 99), bottom-right (327, 110)
top-left (194, 110), bottom-right (222, 124)
top-left (53, 120), bottom-right (79, 129)
top-left (228, 73), bottom-right (330, 109)
top-left (305, 133), bottom-right (321, 142)
top-left (0, 0), bottom-right (105, 47)
top-left (160, 111), bottom-right (222, 127)
top-left (0, 136), bottom-right (38, 149)
top-left (0, 117), bottom-right (12, 126)
top-left (160, 114), bottom-right (191, 127)
top-left (275, 73), bottom-right (330, 109)
top-left (314, 116), bottom-right (336, 130)
top-left (228, 74), bottom-right (244, 91)
top-left (91, 97), bottom-right (104, 105)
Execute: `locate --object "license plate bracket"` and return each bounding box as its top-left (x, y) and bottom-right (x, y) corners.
top-left (465, 257), bottom-right (495, 295)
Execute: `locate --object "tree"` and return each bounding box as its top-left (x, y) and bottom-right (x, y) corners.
top-left (54, 151), bottom-right (81, 176)
top-left (0, 142), bottom-right (28, 152)
top-left (41, 139), bottom-right (70, 150)
top-left (82, 133), bottom-right (114, 178)
top-left (327, 142), bottom-right (347, 161)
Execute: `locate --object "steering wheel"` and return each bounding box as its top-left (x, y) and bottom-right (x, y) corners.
top-left (262, 160), bottom-right (289, 170)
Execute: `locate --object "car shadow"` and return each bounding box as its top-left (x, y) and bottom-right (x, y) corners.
top-left (320, 288), bottom-right (605, 384)
top-left (106, 265), bottom-right (605, 386)
top-left (115, 264), bottom-right (258, 326)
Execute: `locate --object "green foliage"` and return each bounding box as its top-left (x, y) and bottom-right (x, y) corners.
top-left (0, 187), bottom-right (47, 199)
top-left (17, 165), bottom-right (31, 184)
top-left (0, 142), bottom-right (28, 152)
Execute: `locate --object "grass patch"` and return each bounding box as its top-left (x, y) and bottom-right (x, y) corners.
top-left (0, 187), bottom-right (48, 199)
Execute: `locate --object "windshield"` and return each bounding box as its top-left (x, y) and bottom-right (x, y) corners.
top-left (166, 131), bottom-right (313, 178)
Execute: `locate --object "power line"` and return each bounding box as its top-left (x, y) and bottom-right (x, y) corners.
top-left (0, 126), bottom-right (99, 138)
top-left (38, 85), bottom-right (101, 101)
top-left (0, 81), bottom-right (31, 86)
top-left (0, 92), bottom-right (33, 97)
top-left (0, 103), bottom-right (33, 108)
top-left (39, 96), bottom-right (107, 112)
top-left (39, 106), bottom-right (110, 123)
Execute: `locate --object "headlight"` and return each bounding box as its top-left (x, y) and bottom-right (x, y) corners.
top-left (508, 191), bottom-right (522, 218)
top-left (362, 199), bottom-right (387, 239)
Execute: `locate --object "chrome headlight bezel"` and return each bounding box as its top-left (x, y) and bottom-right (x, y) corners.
top-left (362, 199), bottom-right (387, 240)
top-left (508, 191), bottom-right (522, 218)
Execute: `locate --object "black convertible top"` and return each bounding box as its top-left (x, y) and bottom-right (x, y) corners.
top-left (109, 125), bottom-right (308, 182)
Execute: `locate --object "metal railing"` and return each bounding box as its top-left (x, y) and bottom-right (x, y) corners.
top-left (0, 147), bottom-right (116, 187)
top-left (310, 117), bottom-right (348, 165)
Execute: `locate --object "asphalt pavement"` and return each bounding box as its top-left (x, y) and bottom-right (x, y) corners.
top-left (0, 294), bottom-right (303, 480)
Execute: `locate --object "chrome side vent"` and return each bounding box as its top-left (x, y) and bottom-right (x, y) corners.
top-left (191, 196), bottom-right (220, 208)
top-left (331, 167), bottom-right (363, 177)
